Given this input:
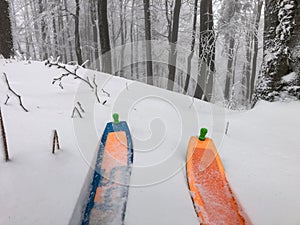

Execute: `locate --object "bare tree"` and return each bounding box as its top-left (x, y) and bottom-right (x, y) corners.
top-left (90, 0), bottom-right (100, 70)
top-left (167, 0), bottom-right (182, 91)
top-left (98, 0), bottom-right (112, 74)
top-left (249, 0), bottom-right (263, 102)
top-left (194, 0), bottom-right (215, 101)
top-left (74, 0), bottom-right (83, 65)
top-left (143, 0), bottom-right (153, 85)
top-left (0, 0), bottom-right (13, 58)
top-left (184, 0), bottom-right (198, 93)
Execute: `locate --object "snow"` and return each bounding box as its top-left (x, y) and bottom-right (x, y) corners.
top-left (282, 72), bottom-right (297, 82)
top-left (0, 60), bottom-right (300, 225)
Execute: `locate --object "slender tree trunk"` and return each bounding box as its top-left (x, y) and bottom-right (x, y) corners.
top-left (184, 0), bottom-right (198, 93)
top-left (29, 0), bottom-right (42, 60)
top-left (244, 28), bottom-right (253, 102)
top-left (24, 0), bottom-right (37, 59)
top-left (39, 0), bottom-right (48, 60)
top-left (74, 0), bottom-right (83, 65)
top-left (63, 0), bottom-right (74, 61)
top-left (167, 0), bottom-right (182, 91)
top-left (194, 0), bottom-right (215, 101)
top-left (224, 37), bottom-right (235, 100)
top-left (91, 0), bottom-right (100, 70)
top-left (52, 16), bottom-right (59, 57)
top-left (130, 0), bottom-right (135, 77)
top-left (118, 0), bottom-right (125, 77)
top-left (135, 25), bottom-right (139, 79)
top-left (249, 0), bottom-right (263, 102)
top-left (98, 0), bottom-right (112, 74)
top-left (143, 0), bottom-right (153, 84)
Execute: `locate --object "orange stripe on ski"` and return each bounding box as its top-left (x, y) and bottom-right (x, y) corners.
top-left (186, 137), bottom-right (252, 225)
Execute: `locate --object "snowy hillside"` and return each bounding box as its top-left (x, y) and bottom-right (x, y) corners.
top-left (0, 60), bottom-right (300, 225)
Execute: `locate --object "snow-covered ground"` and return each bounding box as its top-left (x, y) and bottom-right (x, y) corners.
top-left (0, 60), bottom-right (299, 225)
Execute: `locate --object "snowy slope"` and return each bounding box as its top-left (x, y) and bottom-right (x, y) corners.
top-left (0, 60), bottom-right (299, 225)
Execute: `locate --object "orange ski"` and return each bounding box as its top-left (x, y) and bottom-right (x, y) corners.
top-left (186, 134), bottom-right (252, 225)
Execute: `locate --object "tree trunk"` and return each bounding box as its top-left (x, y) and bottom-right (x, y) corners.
top-left (167, 0), bottom-right (182, 91)
top-left (224, 37), bottom-right (235, 100)
top-left (288, 0), bottom-right (300, 82)
top-left (118, 0), bottom-right (125, 77)
top-left (39, 0), bottom-right (48, 60)
top-left (249, 0), bottom-right (263, 102)
top-left (98, 0), bottom-right (112, 74)
top-left (255, 0), bottom-right (298, 101)
top-left (0, 0), bottom-right (13, 58)
top-left (130, 0), bottom-right (135, 77)
top-left (75, 0), bottom-right (83, 65)
top-left (91, 0), bottom-right (100, 70)
top-left (194, 0), bottom-right (215, 101)
top-left (184, 0), bottom-right (198, 94)
top-left (64, 0), bottom-right (74, 62)
top-left (143, 0), bottom-right (153, 84)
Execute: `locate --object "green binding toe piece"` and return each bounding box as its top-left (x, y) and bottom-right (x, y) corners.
top-left (199, 128), bottom-right (208, 141)
top-left (113, 113), bottom-right (120, 124)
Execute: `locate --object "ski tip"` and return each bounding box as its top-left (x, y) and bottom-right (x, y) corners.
top-left (198, 128), bottom-right (208, 141)
top-left (113, 113), bottom-right (120, 124)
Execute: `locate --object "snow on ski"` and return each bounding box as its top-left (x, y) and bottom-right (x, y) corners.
top-left (186, 129), bottom-right (252, 225)
top-left (82, 114), bottom-right (133, 225)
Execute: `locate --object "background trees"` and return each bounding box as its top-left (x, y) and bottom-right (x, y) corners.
top-left (7, 0), bottom-right (300, 108)
top-left (0, 0), bottom-right (13, 58)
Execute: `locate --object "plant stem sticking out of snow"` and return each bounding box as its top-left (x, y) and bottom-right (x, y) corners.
top-left (0, 108), bottom-right (9, 161)
top-left (52, 130), bottom-right (60, 154)
top-left (102, 88), bottom-right (111, 97)
top-left (3, 73), bottom-right (28, 112)
top-left (77, 102), bottom-right (85, 113)
top-left (225, 121), bottom-right (230, 135)
top-left (71, 106), bottom-right (83, 118)
top-left (4, 95), bottom-right (10, 105)
top-left (93, 75), bottom-right (101, 103)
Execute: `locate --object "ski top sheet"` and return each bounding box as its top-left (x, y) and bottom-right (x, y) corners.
top-left (82, 120), bottom-right (133, 225)
top-left (186, 136), bottom-right (252, 225)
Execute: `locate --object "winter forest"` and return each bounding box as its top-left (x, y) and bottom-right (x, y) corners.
top-left (0, 0), bottom-right (299, 109)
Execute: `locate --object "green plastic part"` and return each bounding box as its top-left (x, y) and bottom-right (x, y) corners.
top-left (113, 113), bottom-right (120, 124)
top-left (199, 128), bottom-right (208, 141)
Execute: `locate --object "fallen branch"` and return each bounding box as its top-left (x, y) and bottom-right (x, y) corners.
top-left (0, 108), bottom-right (9, 161)
top-left (52, 130), bottom-right (60, 154)
top-left (71, 106), bottom-right (83, 118)
top-left (3, 73), bottom-right (28, 112)
top-left (93, 75), bottom-right (101, 103)
top-left (45, 60), bottom-right (93, 89)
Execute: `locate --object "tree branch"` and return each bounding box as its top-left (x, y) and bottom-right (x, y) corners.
top-left (45, 60), bottom-right (93, 89)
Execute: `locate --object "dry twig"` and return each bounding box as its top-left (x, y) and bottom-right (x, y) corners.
top-left (0, 108), bottom-right (9, 161)
top-left (93, 75), bottom-right (101, 103)
top-left (52, 130), bottom-right (60, 154)
top-left (77, 102), bottom-right (85, 113)
top-left (3, 73), bottom-right (28, 112)
top-left (45, 60), bottom-right (93, 89)
top-left (71, 106), bottom-right (83, 118)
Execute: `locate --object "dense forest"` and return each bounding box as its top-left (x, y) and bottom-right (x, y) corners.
top-left (0, 0), bottom-right (299, 109)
